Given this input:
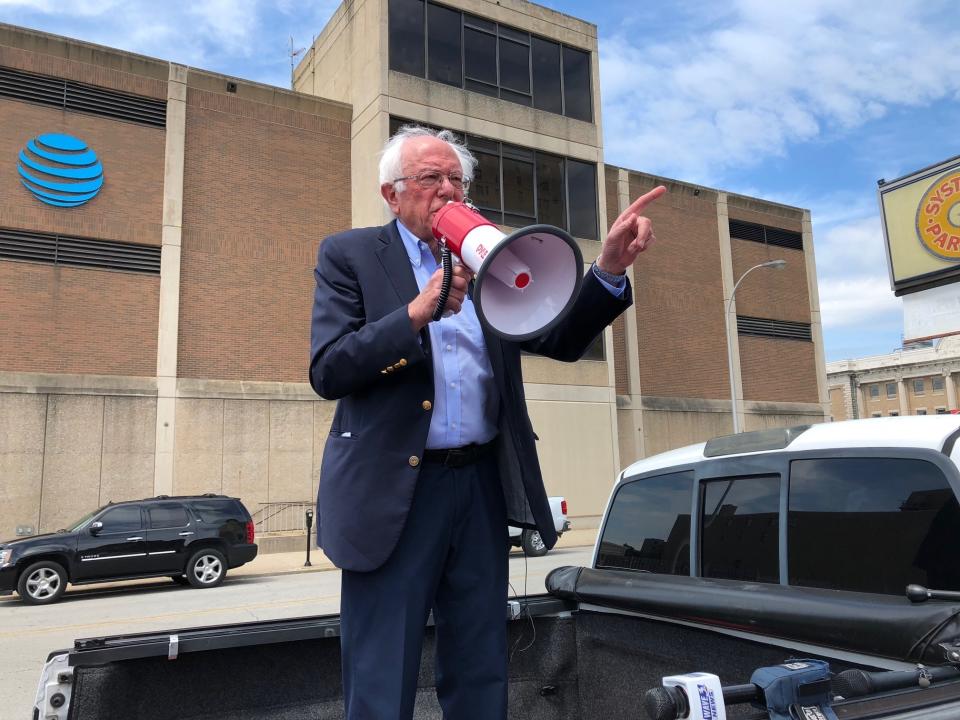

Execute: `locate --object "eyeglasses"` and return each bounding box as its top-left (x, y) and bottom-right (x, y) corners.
top-left (393, 171), bottom-right (469, 191)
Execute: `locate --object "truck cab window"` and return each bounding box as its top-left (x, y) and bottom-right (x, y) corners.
top-left (597, 471), bottom-right (691, 575)
top-left (700, 475), bottom-right (780, 583)
top-left (789, 457), bottom-right (960, 594)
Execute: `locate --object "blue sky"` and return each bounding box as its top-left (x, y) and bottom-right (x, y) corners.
top-left (2, 0), bottom-right (958, 361)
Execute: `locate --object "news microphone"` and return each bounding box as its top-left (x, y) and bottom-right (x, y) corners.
top-left (832, 666), bottom-right (960, 699)
top-left (644, 681), bottom-right (759, 720)
top-left (906, 584), bottom-right (960, 603)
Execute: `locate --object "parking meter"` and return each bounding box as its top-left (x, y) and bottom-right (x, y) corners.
top-left (304, 509), bottom-right (314, 567)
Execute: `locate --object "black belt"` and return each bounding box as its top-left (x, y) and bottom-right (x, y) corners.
top-left (423, 439), bottom-right (496, 468)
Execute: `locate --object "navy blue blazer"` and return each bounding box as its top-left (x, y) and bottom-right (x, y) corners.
top-left (309, 220), bottom-right (632, 572)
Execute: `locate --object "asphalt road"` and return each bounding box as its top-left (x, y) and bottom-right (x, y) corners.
top-left (2, 546), bottom-right (592, 720)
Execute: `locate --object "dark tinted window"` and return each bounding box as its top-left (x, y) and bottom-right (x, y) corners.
top-left (562, 46), bottom-right (592, 121)
top-left (581, 334), bottom-right (605, 361)
top-left (464, 13), bottom-right (494, 32)
top-left (789, 458), bottom-right (960, 594)
top-left (388, 0), bottom-right (425, 77)
top-left (148, 503), bottom-right (190, 529)
top-left (99, 505), bottom-right (142, 533)
top-left (531, 37), bottom-right (562, 114)
top-left (567, 159), bottom-right (598, 239)
top-left (191, 499), bottom-right (243, 524)
top-left (536, 152), bottom-right (565, 228)
top-left (502, 157), bottom-right (535, 221)
top-left (598, 472), bottom-right (692, 574)
top-left (427, 3), bottom-right (461, 86)
top-left (701, 475), bottom-right (780, 583)
top-left (498, 37), bottom-right (530, 94)
top-left (470, 150), bottom-right (501, 217)
top-left (464, 27), bottom-right (497, 86)
top-left (392, 117), bottom-right (597, 239)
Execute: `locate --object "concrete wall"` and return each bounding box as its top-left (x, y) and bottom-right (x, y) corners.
top-left (0, 374), bottom-right (157, 538)
top-left (0, 372), bottom-right (340, 539)
top-left (637, 396), bottom-right (824, 457)
top-left (170, 386), bottom-right (334, 519)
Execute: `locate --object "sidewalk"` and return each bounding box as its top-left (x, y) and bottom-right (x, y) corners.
top-left (232, 527), bottom-right (599, 579)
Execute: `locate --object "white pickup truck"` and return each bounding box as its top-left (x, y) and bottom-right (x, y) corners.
top-left (33, 416), bottom-right (960, 719)
top-left (508, 496), bottom-right (569, 556)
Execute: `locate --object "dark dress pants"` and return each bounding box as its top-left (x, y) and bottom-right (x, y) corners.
top-left (339, 453), bottom-right (509, 720)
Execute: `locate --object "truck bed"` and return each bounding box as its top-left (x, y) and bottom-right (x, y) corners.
top-left (50, 595), bottom-right (931, 720)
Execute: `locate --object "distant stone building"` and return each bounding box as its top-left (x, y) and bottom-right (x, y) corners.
top-left (827, 336), bottom-right (960, 420)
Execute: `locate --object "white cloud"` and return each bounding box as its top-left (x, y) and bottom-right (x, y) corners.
top-left (819, 275), bottom-right (902, 329)
top-left (599, 0), bottom-right (960, 185)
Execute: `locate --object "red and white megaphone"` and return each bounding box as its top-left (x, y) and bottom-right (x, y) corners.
top-left (431, 202), bottom-right (584, 341)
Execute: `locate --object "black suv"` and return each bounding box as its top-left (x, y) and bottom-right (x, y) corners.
top-left (0, 495), bottom-right (258, 604)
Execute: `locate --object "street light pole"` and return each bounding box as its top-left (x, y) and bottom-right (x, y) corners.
top-left (725, 259), bottom-right (787, 434)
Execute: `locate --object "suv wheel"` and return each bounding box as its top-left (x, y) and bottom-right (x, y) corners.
top-left (18, 561), bottom-right (67, 605)
top-left (521, 529), bottom-right (549, 557)
top-left (185, 549), bottom-right (227, 588)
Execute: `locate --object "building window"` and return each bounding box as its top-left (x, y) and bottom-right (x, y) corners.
top-left (388, 0), bottom-right (593, 121)
top-left (890, 410), bottom-right (900, 416)
top-left (869, 385), bottom-right (880, 399)
top-left (937, 407), bottom-right (947, 414)
top-left (581, 334), bottom-right (605, 361)
top-left (914, 378), bottom-right (925, 395)
top-left (886, 382), bottom-right (897, 399)
top-left (789, 457), bottom-right (960, 594)
top-left (597, 472), bottom-right (692, 575)
top-left (390, 117), bottom-right (599, 239)
top-left (916, 408), bottom-right (927, 415)
top-left (427, 3), bottom-right (462, 87)
top-left (388, 0), bottom-right (426, 77)
top-left (531, 36), bottom-right (562, 114)
top-left (933, 376), bottom-right (945, 392)
top-left (871, 412), bottom-right (882, 418)
top-left (700, 475), bottom-right (780, 584)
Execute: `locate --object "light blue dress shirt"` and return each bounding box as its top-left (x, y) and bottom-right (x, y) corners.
top-left (395, 220), bottom-right (625, 450)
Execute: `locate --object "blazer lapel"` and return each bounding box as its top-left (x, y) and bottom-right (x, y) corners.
top-left (375, 221), bottom-right (420, 305)
top-left (376, 220), bottom-right (432, 352)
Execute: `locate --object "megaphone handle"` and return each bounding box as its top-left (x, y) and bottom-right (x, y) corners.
top-left (431, 245), bottom-right (453, 322)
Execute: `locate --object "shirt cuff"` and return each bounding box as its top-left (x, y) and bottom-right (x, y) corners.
top-left (592, 262), bottom-right (626, 298)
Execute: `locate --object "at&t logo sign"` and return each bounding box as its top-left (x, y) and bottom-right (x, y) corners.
top-left (17, 133), bottom-right (104, 208)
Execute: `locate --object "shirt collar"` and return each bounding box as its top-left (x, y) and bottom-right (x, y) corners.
top-left (395, 219), bottom-right (431, 269)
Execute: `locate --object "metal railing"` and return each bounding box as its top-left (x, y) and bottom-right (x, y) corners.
top-left (252, 501), bottom-right (313, 534)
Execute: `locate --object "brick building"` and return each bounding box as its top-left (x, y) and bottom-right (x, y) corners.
top-left (0, 0), bottom-right (827, 540)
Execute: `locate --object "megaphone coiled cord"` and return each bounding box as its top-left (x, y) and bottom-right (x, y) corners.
top-left (432, 245), bottom-right (453, 322)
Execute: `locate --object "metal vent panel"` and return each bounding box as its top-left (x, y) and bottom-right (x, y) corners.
top-left (729, 219), bottom-right (803, 250)
top-left (0, 227), bottom-right (160, 274)
top-left (737, 315), bottom-right (812, 341)
top-left (0, 66), bottom-right (166, 127)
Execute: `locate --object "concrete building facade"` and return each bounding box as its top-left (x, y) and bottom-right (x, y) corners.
top-left (828, 337), bottom-right (960, 421)
top-left (0, 0), bottom-right (827, 541)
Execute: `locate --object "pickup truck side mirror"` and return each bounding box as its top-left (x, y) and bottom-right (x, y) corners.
top-left (90, 521), bottom-right (103, 536)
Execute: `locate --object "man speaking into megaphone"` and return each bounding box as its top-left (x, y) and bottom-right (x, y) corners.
top-left (309, 125), bottom-right (665, 720)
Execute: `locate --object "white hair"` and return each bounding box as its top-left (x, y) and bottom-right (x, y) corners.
top-left (379, 124), bottom-right (476, 194)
